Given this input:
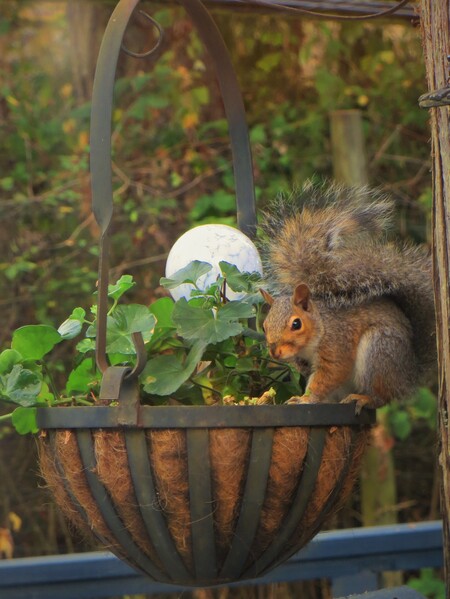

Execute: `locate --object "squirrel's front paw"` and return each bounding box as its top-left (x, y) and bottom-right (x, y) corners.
top-left (340, 394), bottom-right (374, 415)
top-left (285, 394), bottom-right (318, 405)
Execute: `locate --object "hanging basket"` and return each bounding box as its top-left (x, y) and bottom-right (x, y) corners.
top-left (37, 392), bottom-right (374, 586)
top-left (35, 0), bottom-right (376, 587)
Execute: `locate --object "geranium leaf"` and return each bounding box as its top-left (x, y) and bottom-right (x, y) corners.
top-left (108, 274), bottom-right (136, 301)
top-left (172, 298), bottom-right (243, 344)
top-left (218, 301), bottom-right (255, 320)
top-left (146, 298), bottom-right (177, 351)
top-left (160, 261), bottom-right (212, 290)
top-left (106, 305), bottom-right (156, 354)
top-left (0, 349), bottom-right (23, 375)
top-left (66, 358), bottom-right (99, 395)
top-left (219, 261), bottom-right (262, 293)
top-left (1, 364), bottom-right (42, 406)
top-left (149, 297), bottom-right (175, 328)
top-left (11, 407), bottom-right (39, 435)
top-left (141, 340), bottom-right (207, 396)
top-left (12, 325), bottom-right (61, 360)
top-left (76, 338), bottom-right (96, 354)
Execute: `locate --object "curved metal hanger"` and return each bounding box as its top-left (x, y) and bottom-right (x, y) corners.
top-left (90, 0), bottom-right (256, 380)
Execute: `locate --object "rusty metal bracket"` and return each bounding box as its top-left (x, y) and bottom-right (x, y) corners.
top-left (99, 366), bottom-right (142, 425)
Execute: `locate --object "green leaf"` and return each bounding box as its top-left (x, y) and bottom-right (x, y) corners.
top-left (160, 261), bottom-right (212, 290)
top-left (146, 298), bottom-right (177, 351)
top-left (108, 353), bottom-right (133, 366)
top-left (1, 364), bottom-right (42, 406)
top-left (256, 51), bottom-right (282, 73)
top-left (408, 569), bottom-right (446, 599)
top-left (235, 357), bottom-right (255, 373)
top-left (219, 261), bottom-right (262, 293)
top-left (0, 349), bottom-right (23, 375)
top-left (189, 191), bottom-right (236, 221)
top-left (142, 340), bottom-right (207, 395)
top-left (250, 124), bottom-right (267, 145)
top-left (218, 301), bottom-right (255, 320)
top-left (106, 305), bottom-right (156, 354)
top-left (412, 387), bottom-right (436, 417)
top-left (191, 85), bottom-right (210, 105)
top-left (11, 407), bottom-right (38, 435)
top-left (224, 355), bottom-right (237, 368)
top-left (37, 381), bottom-right (55, 405)
top-left (66, 358), bottom-right (99, 395)
top-left (76, 338), bottom-right (96, 354)
top-left (388, 409), bottom-right (412, 441)
top-left (69, 307), bottom-right (86, 321)
top-left (172, 298), bottom-right (243, 344)
top-left (12, 325), bottom-right (61, 360)
top-left (149, 297), bottom-right (175, 328)
top-left (4, 260), bottom-right (36, 281)
top-left (108, 274), bottom-right (136, 301)
top-left (128, 95), bottom-right (170, 119)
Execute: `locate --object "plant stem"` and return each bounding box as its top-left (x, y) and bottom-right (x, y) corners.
top-left (189, 378), bottom-right (222, 400)
top-left (75, 397), bottom-right (95, 406)
top-left (107, 298), bottom-right (118, 316)
top-left (51, 397), bottom-right (94, 406)
top-left (0, 413), bottom-right (13, 423)
top-left (41, 363), bottom-right (60, 402)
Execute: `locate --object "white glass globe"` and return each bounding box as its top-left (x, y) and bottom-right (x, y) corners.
top-left (165, 224), bottom-right (263, 301)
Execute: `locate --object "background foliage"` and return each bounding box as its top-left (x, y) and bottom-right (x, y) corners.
top-left (0, 1), bottom-right (442, 596)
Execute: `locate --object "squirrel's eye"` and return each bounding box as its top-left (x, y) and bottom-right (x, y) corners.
top-left (291, 318), bottom-right (302, 331)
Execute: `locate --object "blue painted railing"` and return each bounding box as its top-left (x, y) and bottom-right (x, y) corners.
top-left (0, 521), bottom-right (443, 599)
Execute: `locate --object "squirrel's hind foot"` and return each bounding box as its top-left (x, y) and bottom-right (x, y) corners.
top-left (285, 394), bottom-right (317, 405)
top-left (340, 393), bottom-right (376, 415)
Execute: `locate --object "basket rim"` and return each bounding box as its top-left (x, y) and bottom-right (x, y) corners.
top-left (36, 403), bottom-right (375, 429)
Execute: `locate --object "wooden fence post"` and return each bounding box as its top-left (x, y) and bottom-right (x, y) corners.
top-left (330, 109), bottom-right (369, 186)
top-left (419, 1), bottom-right (450, 593)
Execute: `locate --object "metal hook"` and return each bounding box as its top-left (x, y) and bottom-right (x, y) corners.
top-left (126, 332), bottom-right (147, 380)
top-left (121, 11), bottom-right (164, 59)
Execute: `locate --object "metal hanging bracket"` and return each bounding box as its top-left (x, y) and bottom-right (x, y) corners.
top-left (99, 366), bottom-right (142, 426)
top-left (89, 0), bottom-right (257, 394)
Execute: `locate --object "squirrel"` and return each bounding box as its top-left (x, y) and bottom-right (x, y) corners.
top-left (259, 181), bottom-right (436, 413)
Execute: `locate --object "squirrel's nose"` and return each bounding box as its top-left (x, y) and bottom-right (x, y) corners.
top-left (269, 343), bottom-right (280, 359)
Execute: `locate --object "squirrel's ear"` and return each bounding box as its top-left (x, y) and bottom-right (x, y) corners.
top-left (293, 283), bottom-right (310, 310)
top-left (260, 289), bottom-right (274, 306)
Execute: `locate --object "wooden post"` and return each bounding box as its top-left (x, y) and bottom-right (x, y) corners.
top-left (330, 109), bottom-right (369, 186)
top-left (66, 2), bottom-right (109, 102)
top-left (419, 1), bottom-right (450, 593)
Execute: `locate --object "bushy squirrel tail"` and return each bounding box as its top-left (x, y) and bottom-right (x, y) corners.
top-left (259, 180), bottom-right (436, 382)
